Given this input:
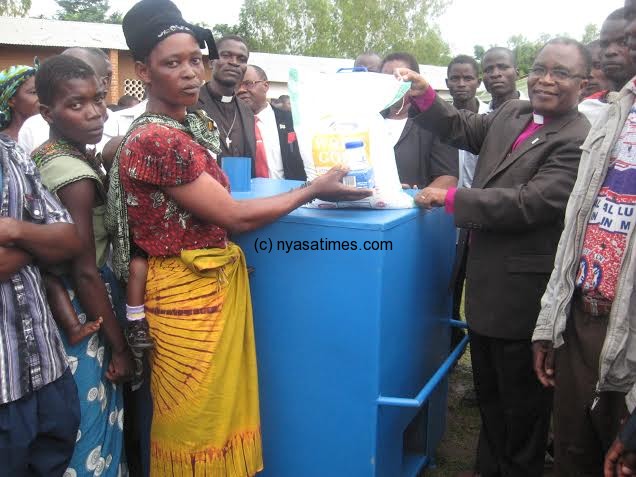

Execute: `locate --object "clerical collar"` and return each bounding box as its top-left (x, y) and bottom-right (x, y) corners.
top-left (532, 113), bottom-right (556, 125)
top-left (206, 84), bottom-right (236, 103)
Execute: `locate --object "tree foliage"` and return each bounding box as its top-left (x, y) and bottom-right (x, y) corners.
top-left (210, 23), bottom-right (243, 40)
top-left (473, 45), bottom-right (485, 62)
top-left (56, 0), bottom-right (122, 24)
top-left (0, 0), bottom-right (31, 16)
top-left (473, 27), bottom-right (594, 76)
top-left (582, 23), bottom-right (600, 44)
top-left (506, 34), bottom-right (548, 76)
top-left (230, 0), bottom-right (452, 65)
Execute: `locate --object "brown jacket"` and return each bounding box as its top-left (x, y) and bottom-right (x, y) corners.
top-left (412, 96), bottom-right (590, 339)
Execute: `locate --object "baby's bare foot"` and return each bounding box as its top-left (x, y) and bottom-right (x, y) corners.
top-left (68, 317), bottom-right (102, 345)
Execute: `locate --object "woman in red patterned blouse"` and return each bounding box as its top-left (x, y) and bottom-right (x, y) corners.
top-left (109, 1), bottom-right (371, 475)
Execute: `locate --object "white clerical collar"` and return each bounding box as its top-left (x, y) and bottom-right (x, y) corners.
top-left (533, 113), bottom-right (545, 125)
top-left (220, 95), bottom-right (234, 103)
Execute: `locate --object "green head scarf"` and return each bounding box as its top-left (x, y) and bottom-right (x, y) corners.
top-left (0, 61), bottom-right (38, 129)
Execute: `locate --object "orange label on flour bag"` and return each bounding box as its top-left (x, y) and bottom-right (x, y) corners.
top-left (312, 130), bottom-right (372, 173)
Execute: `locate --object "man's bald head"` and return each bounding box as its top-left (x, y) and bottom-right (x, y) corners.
top-left (62, 47), bottom-right (112, 91)
top-left (354, 52), bottom-right (382, 73)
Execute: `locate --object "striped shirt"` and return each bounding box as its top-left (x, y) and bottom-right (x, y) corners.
top-left (0, 134), bottom-right (71, 405)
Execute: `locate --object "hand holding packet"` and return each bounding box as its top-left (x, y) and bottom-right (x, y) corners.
top-left (289, 68), bottom-right (414, 209)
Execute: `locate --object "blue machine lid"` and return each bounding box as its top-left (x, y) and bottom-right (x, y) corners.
top-left (232, 179), bottom-right (425, 231)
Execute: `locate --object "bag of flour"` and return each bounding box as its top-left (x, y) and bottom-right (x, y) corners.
top-left (288, 68), bottom-right (414, 209)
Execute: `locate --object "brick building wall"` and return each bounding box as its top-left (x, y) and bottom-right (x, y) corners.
top-left (1, 44), bottom-right (213, 104)
top-left (0, 45), bottom-right (139, 104)
top-left (0, 45), bottom-right (63, 71)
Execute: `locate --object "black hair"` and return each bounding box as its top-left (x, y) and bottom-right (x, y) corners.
top-left (84, 47), bottom-right (109, 61)
top-left (606, 7), bottom-right (626, 22)
top-left (380, 52), bottom-right (419, 74)
top-left (354, 52), bottom-right (381, 64)
top-left (537, 37), bottom-right (592, 77)
top-left (217, 35), bottom-right (249, 51)
top-left (483, 47), bottom-right (517, 68)
top-left (62, 47), bottom-right (110, 78)
top-left (35, 55), bottom-right (96, 106)
top-left (447, 54), bottom-right (480, 77)
top-left (278, 94), bottom-right (290, 101)
top-left (248, 64), bottom-right (268, 81)
top-left (117, 94), bottom-right (139, 107)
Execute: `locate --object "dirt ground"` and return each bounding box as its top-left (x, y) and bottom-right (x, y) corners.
top-left (424, 349), bottom-right (481, 477)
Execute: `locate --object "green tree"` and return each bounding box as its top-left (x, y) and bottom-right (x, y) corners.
top-left (108, 10), bottom-right (122, 24)
top-left (56, 0), bottom-right (121, 24)
top-left (0, 0), bottom-right (31, 16)
top-left (582, 23), bottom-right (600, 44)
top-left (210, 23), bottom-right (243, 39)
top-left (237, 0), bottom-right (453, 65)
top-left (473, 45), bottom-right (485, 63)
top-left (506, 34), bottom-right (545, 76)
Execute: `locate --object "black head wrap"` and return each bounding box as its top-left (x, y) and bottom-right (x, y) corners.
top-left (122, 0), bottom-right (218, 62)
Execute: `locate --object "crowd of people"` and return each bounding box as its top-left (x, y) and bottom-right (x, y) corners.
top-left (1, 0), bottom-right (636, 476)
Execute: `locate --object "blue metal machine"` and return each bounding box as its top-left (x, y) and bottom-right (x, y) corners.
top-left (233, 179), bottom-right (466, 477)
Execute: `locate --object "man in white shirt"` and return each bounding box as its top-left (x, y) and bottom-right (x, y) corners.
top-left (446, 55), bottom-right (490, 189)
top-left (237, 65), bottom-right (306, 180)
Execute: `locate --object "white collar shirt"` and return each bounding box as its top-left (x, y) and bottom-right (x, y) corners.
top-left (18, 100), bottom-right (148, 158)
top-left (256, 103), bottom-right (284, 179)
top-left (458, 98), bottom-right (491, 188)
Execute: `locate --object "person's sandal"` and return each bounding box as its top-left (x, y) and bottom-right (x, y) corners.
top-left (126, 319), bottom-right (155, 350)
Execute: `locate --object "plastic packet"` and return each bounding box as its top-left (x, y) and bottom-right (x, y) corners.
top-left (289, 68), bottom-right (414, 209)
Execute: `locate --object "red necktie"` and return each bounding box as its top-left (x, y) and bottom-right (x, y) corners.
top-left (254, 117), bottom-right (269, 178)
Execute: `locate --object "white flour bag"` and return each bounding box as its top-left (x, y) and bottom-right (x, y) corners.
top-left (289, 68), bottom-right (414, 209)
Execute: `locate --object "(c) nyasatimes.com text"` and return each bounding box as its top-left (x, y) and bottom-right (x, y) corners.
top-left (253, 237), bottom-right (393, 254)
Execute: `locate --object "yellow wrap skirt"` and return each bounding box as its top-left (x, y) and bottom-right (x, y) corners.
top-left (145, 243), bottom-right (262, 476)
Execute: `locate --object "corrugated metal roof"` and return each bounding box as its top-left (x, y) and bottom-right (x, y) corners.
top-left (0, 16), bottom-right (128, 49)
top-left (0, 16), bottom-right (451, 90)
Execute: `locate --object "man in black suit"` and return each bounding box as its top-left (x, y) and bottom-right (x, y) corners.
top-left (379, 52), bottom-right (458, 190)
top-left (194, 35), bottom-right (256, 173)
top-left (237, 65), bottom-right (306, 180)
top-left (397, 38), bottom-right (592, 476)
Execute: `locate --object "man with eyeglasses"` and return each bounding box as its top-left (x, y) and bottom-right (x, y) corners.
top-left (193, 35), bottom-right (256, 172)
top-left (532, 3), bottom-right (636, 476)
top-left (237, 65), bottom-right (306, 180)
top-left (395, 37), bottom-right (591, 476)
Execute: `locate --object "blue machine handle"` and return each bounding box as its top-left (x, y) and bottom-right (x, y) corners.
top-left (336, 67), bottom-right (369, 73)
top-left (377, 320), bottom-right (468, 408)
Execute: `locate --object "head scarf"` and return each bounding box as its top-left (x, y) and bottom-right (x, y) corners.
top-left (122, 0), bottom-right (218, 62)
top-left (0, 61), bottom-right (38, 129)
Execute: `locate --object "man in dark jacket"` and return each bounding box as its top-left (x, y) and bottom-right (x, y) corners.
top-left (194, 35), bottom-right (257, 173)
top-left (380, 52), bottom-right (458, 190)
top-left (237, 64), bottom-right (306, 181)
top-left (397, 38), bottom-right (592, 476)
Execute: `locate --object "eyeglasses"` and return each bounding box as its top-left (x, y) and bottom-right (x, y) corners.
top-left (528, 66), bottom-right (585, 82)
top-left (240, 80), bottom-right (266, 89)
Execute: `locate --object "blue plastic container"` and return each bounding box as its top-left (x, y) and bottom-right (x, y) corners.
top-left (222, 156), bottom-right (252, 192)
top-left (234, 179), bottom-right (456, 477)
